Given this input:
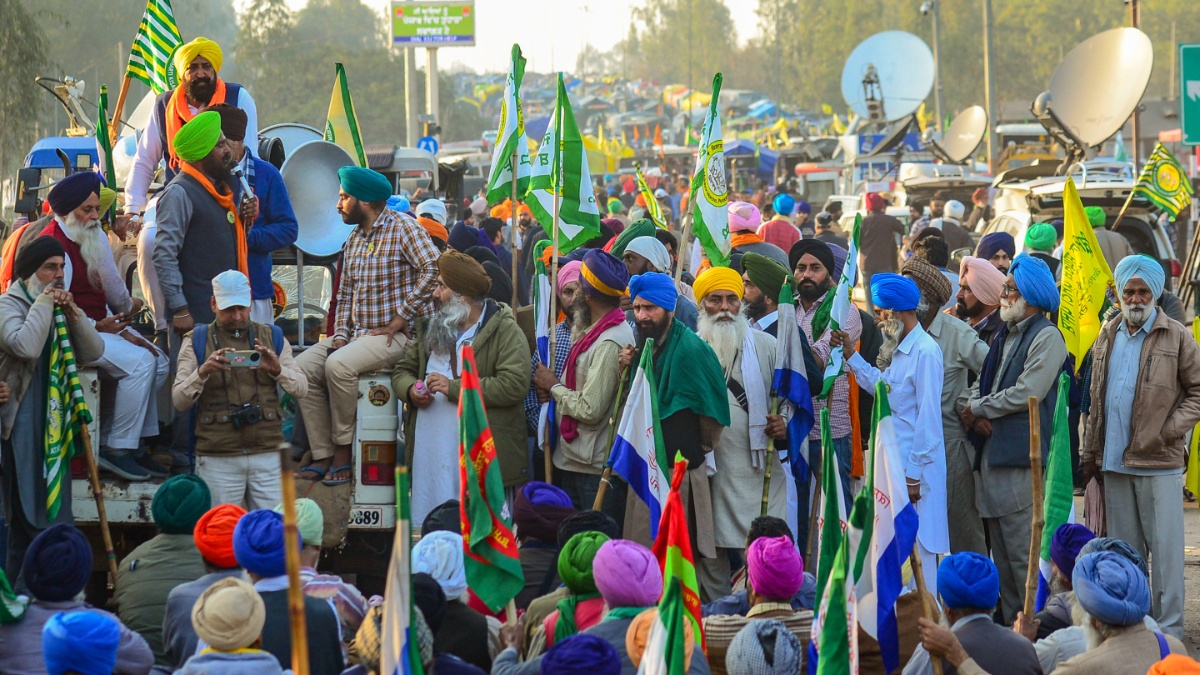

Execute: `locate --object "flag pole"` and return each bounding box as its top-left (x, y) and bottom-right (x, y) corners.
top-left (108, 75), bottom-right (134, 147)
top-left (674, 214), bottom-right (692, 285)
top-left (909, 542), bottom-right (944, 675)
top-left (278, 442), bottom-right (311, 675)
top-left (510, 151), bottom-right (520, 307)
top-left (545, 188), bottom-right (560, 486)
top-left (1023, 397), bottom-right (1045, 619)
top-left (1110, 189), bottom-right (1137, 234)
top-left (591, 365), bottom-right (631, 511)
top-left (761, 397), bottom-right (779, 516)
top-left (78, 424), bottom-right (119, 588)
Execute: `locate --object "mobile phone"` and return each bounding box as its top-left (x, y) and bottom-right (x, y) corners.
top-left (226, 350), bottom-right (262, 367)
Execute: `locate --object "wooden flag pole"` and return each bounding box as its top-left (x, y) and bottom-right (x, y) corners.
top-left (510, 151), bottom-right (520, 307)
top-left (77, 424), bottom-right (119, 588)
top-left (108, 75), bottom-right (134, 147)
top-left (910, 542), bottom-right (943, 675)
top-left (761, 396), bottom-right (780, 516)
top-left (674, 214), bottom-right (693, 286)
top-left (591, 365), bottom-right (631, 511)
top-left (544, 185), bottom-right (561, 485)
top-left (806, 453), bottom-right (823, 565)
top-left (1110, 188), bottom-right (1137, 234)
top-left (278, 443), bottom-right (310, 675)
top-left (1023, 397), bottom-right (1045, 620)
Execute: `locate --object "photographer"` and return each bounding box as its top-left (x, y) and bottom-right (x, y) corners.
top-left (172, 271), bottom-right (307, 510)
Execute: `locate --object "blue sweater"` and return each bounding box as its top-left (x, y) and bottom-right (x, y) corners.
top-left (235, 157), bottom-right (299, 300)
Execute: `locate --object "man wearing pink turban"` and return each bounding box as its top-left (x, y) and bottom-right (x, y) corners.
top-left (727, 201), bottom-right (790, 268)
top-left (957, 256), bottom-right (1006, 347)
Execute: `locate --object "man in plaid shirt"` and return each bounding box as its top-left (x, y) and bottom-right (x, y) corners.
top-left (294, 167), bottom-right (439, 486)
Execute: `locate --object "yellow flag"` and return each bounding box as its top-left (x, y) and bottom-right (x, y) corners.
top-left (821, 103), bottom-right (833, 116)
top-left (325, 63), bottom-right (367, 167)
top-left (1057, 178), bottom-right (1114, 371)
top-left (1189, 318), bottom-right (1200, 504)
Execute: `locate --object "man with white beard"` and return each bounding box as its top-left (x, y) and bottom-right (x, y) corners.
top-left (691, 266), bottom-right (788, 598)
top-left (961, 253), bottom-right (1067, 624)
top-left (38, 173), bottom-right (170, 481)
top-left (1079, 254), bottom-right (1200, 640)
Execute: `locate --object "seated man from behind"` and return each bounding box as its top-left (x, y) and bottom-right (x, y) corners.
top-left (180, 577), bottom-right (287, 674)
top-left (512, 482), bottom-right (576, 610)
top-left (41, 611), bottom-right (122, 675)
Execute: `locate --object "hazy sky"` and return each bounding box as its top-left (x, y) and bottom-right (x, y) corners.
top-left (280, 0), bottom-right (763, 75)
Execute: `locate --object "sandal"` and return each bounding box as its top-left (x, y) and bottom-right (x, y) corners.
top-left (295, 465), bottom-right (326, 480)
top-left (322, 464), bottom-right (354, 486)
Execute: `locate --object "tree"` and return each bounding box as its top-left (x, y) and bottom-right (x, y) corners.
top-left (0, 0), bottom-right (47, 189)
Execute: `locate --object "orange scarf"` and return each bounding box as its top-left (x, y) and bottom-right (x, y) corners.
top-left (166, 79), bottom-right (227, 169)
top-left (181, 162), bottom-right (248, 277)
top-left (730, 231), bottom-right (764, 248)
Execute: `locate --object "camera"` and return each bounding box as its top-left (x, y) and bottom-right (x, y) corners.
top-left (227, 350), bottom-right (261, 368)
top-left (228, 402), bottom-right (263, 430)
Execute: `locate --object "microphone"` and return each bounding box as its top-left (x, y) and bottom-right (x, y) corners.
top-left (232, 166), bottom-right (254, 206)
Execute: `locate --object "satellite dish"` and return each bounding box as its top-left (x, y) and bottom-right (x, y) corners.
top-left (281, 140), bottom-right (356, 258)
top-left (929, 105), bottom-right (988, 164)
top-left (1032, 27), bottom-right (1153, 169)
top-left (867, 115), bottom-right (917, 157)
top-left (260, 123), bottom-right (323, 159)
top-left (841, 31), bottom-right (935, 127)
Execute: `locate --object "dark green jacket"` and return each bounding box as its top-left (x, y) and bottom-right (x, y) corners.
top-left (112, 533), bottom-right (206, 665)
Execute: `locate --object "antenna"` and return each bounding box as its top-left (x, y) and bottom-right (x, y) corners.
top-left (842, 31), bottom-right (935, 133)
top-left (928, 105), bottom-right (988, 164)
top-left (1030, 27), bottom-right (1153, 173)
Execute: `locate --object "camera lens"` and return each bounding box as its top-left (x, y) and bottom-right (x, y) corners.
top-left (249, 351), bottom-right (261, 364)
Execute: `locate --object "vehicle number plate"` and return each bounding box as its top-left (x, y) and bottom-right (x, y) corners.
top-left (349, 506), bottom-right (384, 527)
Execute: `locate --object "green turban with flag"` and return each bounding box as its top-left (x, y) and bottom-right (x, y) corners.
top-left (609, 219), bottom-right (656, 258)
top-left (742, 251), bottom-right (790, 301)
top-left (172, 111), bottom-right (223, 162)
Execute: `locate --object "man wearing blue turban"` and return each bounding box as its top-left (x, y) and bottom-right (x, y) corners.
top-left (1079, 253), bottom-right (1200, 641)
top-left (961, 252), bottom-right (1067, 623)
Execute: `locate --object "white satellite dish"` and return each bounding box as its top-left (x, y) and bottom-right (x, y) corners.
top-left (841, 31), bottom-right (935, 126)
top-left (929, 105), bottom-right (988, 164)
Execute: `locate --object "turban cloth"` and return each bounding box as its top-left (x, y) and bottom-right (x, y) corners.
top-left (557, 510), bottom-right (620, 547)
top-left (416, 198), bottom-right (448, 225)
top-left (388, 195), bottom-right (411, 213)
top-left (1079, 536), bottom-right (1149, 577)
top-left (627, 608), bottom-right (696, 669)
top-left (796, 200), bottom-right (811, 215)
top-left (15, 235), bottom-right (65, 280)
top-left (1114, 253), bottom-right (1166, 301)
top-left (1010, 252), bottom-right (1060, 312)
top-left (412, 572), bottom-right (447, 632)
top-left (625, 236), bottom-right (671, 273)
top-left (412, 530), bottom-right (468, 599)
top-left (728, 201), bottom-right (762, 232)
top-left (959, 256), bottom-right (1005, 306)
top-left (557, 531), bottom-right (609, 594)
top-left (352, 605), bottom-right (385, 673)
top-left (42, 611), bottom-right (120, 675)
top-left (937, 552), bottom-right (1000, 609)
top-left (1050, 523), bottom-right (1096, 582)
top-left (152, 474), bottom-right (211, 534)
top-left (174, 37), bottom-right (224, 73)
top-left (945, 200), bottom-right (966, 220)
top-left (866, 192), bottom-right (887, 212)
top-left (202, 103), bottom-right (247, 141)
top-left (1073, 550), bottom-right (1151, 626)
top-left (491, 202), bottom-right (512, 220)
top-left (421, 499), bottom-right (461, 535)
top-left (464, 245), bottom-right (500, 268)
top-left (438, 250), bottom-right (492, 297)
top-left (693, 266), bottom-right (744, 303)
top-left (871, 273), bottom-right (921, 312)
top-left (518, 203), bottom-right (532, 218)
top-left (828, 243), bottom-right (848, 283)
top-left (601, 217), bottom-right (625, 236)
top-left (609, 219), bottom-right (656, 258)
top-left (47, 171), bottom-right (102, 216)
top-left (772, 193), bottom-right (795, 217)
top-left (337, 166), bottom-right (392, 203)
top-left (593, 540), bottom-right (662, 608)
top-left (725, 619), bottom-right (802, 674)
top-left (191, 577), bottom-right (266, 651)
top-left (747, 535), bottom-right (804, 599)
top-left (233, 509), bottom-right (298, 578)
top-left (622, 179), bottom-right (636, 193)
top-left (194, 504), bottom-right (245, 568)
top-left (483, 261), bottom-right (513, 305)
top-left (273, 498), bottom-right (323, 547)
top-left (172, 110), bottom-right (223, 163)
top-left (788, 239), bottom-right (834, 275)
top-left (418, 217), bottom-right (449, 245)
top-left (902, 255), bottom-right (953, 309)
top-left (98, 187), bottom-right (118, 215)
top-left (758, 220), bottom-right (800, 253)
top-left (475, 226), bottom-right (497, 252)
top-left (513, 481), bottom-right (575, 544)
top-left (1085, 206), bottom-right (1107, 228)
top-left (24, 524), bottom-right (93, 602)
top-left (974, 232), bottom-right (1015, 262)
top-left (607, 198), bottom-right (624, 214)
top-left (542, 634), bottom-right (621, 675)
top-left (742, 252), bottom-right (789, 303)
top-left (447, 222), bottom-right (480, 252)
top-left (580, 249), bottom-right (629, 298)
top-left (629, 272), bottom-right (678, 312)
top-left (636, 194), bottom-right (647, 208)
top-left (1049, 218), bottom-right (1065, 238)
top-left (1150, 655), bottom-right (1200, 675)
top-left (1025, 222), bottom-right (1057, 252)
top-left (470, 197), bottom-right (488, 216)
top-left (558, 260), bottom-right (583, 293)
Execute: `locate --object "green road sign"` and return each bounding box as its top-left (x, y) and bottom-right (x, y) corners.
top-left (1181, 43), bottom-right (1200, 146)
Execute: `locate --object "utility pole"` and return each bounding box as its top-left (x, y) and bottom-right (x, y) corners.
top-left (929, 1), bottom-right (943, 132)
top-left (405, 47), bottom-right (418, 146)
top-left (983, 0), bottom-right (998, 174)
top-left (1129, 0), bottom-right (1141, 165)
top-left (425, 47), bottom-right (439, 123)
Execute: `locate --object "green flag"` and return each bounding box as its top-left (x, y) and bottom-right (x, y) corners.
top-left (812, 520), bottom-right (857, 675)
top-left (813, 408), bottom-right (847, 604)
top-left (1133, 142), bottom-right (1194, 218)
top-left (525, 73), bottom-right (601, 254)
top-left (125, 0), bottom-right (183, 94)
top-left (634, 162), bottom-right (668, 229)
top-left (485, 45), bottom-right (531, 205)
top-left (458, 345), bottom-right (524, 612)
top-left (637, 577), bottom-right (689, 674)
top-left (96, 85), bottom-right (118, 220)
top-left (812, 214), bottom-right (861, 397)
top-left (1036, 372), bottom-right (1075, 611)
top-left (690, 74), bottom-right (730, 267)
top-left (45, 307), bottom-right (93, 520)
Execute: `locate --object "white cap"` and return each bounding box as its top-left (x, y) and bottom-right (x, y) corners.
top-left (654, 188), bottom-right (668, 198)
top-left (417, 199), bottom-right (448, 225)
top-left (944, 199), bottom-right (965, 220)
top-left (212, 270), bottom-right (252, 310)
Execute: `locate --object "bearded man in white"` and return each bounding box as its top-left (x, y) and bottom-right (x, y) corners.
top-left (38, 173), bottom-right (169, 481)
top-left (691, 266), bottom-right (788, 600)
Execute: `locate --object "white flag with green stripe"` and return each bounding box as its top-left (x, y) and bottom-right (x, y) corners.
top-left (689, 74), bottom-right (730, 267)
top-left (526, 74), bottom-right (601, 254)
top-left (485, 44), bottom-right (532, 205)
top-left (813, 214), bottom-right (861, 397)
top-left (125, 0), bottom-right (182, 95)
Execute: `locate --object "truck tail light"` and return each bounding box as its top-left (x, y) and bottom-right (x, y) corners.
top-left (360, 442), bottom-right (396, 486)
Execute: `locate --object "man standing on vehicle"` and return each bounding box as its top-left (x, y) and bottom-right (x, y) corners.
top-left (173, 271), bottom-right (307, 509)
top-left (1080, 255), bottom-right (1200, 640)
top-left (294, 166), bottom-right (440, 487)
top-left (858, 192), bottom-right (906, 314)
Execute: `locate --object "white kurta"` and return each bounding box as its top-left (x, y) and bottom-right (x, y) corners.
top-left (847, 323), bottom-right (950, 555)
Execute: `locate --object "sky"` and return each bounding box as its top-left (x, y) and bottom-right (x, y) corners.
top-left (282, 0), bottom-right (763, 75)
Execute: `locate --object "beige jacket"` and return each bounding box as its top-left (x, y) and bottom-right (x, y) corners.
top-left (1082, 309), bottom-right (1200, 471)
top-left (1093, 228), bottom-right (1135, 273)
top-left (171, 324), bottom-right (307, 410)
top-left (1053, 623), bottom-right (1185, 675)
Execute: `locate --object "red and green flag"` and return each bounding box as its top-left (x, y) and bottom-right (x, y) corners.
top-left (458, 345), bottom-right (524, 613)
top-left (636, 577), bottom-right (689, 675)
top-left (651, 454), bottom-right (704, 650)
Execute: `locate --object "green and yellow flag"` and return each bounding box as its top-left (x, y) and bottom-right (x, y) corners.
top-left (1133, 142), bottom-right (1194, 218)
top-left (634, 162), bottom-right (668, 229)
top-left (45, 307), bottom-right (93, 520)
top-left (1058, 178), bottom-right (1114, 371)
top-left (326, 63), bottom-right (367, 168)
top-left (125, 0), bottom-right (182, 95)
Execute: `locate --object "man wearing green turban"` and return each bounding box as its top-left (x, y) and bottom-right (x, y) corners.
top-left (740, 252), bottom-right (789, 335)
top-left (529, 531), bottom-right (610, 655)
top-left (112, 475), bottom-right (211, 665)
top-left (609, 218), bottom-right (656, 258)
top-left (276, 498), bottom-right (370, 638)
top-left (1024, 222), bottom-right (1061, 278)
top-left (1083, 205), bottom-right (1134, 271)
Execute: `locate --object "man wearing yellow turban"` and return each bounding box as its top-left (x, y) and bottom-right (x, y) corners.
top-left (123, 37), bottom-right (258, 236)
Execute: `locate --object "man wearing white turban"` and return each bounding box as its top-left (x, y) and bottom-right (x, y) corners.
top-left (1080, 253), bottom-right (1200, 640)
top-left (411, 531), bottom-right (503, 666)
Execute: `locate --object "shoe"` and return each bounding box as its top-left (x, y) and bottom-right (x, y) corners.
top-left (1073, 487), bottom-right (1085, 497)
top-left (133, 452), bottom-right (170, 479)
top-left (99, 450), bottom-right (152, 481)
